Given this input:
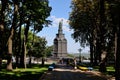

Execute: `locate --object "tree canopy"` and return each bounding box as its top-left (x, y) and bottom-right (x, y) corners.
top-left (0, 0), bottom-right (52, 70)
top-left (69, 0), bottom-right (120, 79)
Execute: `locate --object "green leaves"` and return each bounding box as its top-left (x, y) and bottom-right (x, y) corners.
top-left (32, 37), bottom-right (47, 58)
top-left (69, 0), bottom-right (95, 46)
top-left (19, 0), bottom-right (51, 34)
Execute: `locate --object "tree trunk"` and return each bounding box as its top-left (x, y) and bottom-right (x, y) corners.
top-left (23, 38), bottom-right (27, 68)
top-left (0, 30), bottom-right (4, 70)
top-left (98, 0), bottom-right (107, 72)
top-left (13, 31), bottom-right (18, 68)
top-left (90, 39), bottom-right (94, 65)
top-left (6, 1), bottom-right (18, 70)
top-left (29, 55), bottom-right (32, 67)
top-left (16, 27), bottom-right (21, 68)
top-left (20, 20), bottom-right (30, 68)
top-left (115, 31), bottom-right (120, 80)
top-left (0, 0), bottom-right (7, 30)
top-left (15, 55), bottom-right (19, 68)
top-left (41, 57), bottom-right (45, 66)
top-left (115, 3), bottom-right (120, 79)
top-left (20, 38), bottom-right (27, 68)
top-left (17, 1), bottom-right (23, 67)
top-left (94, 39), bottom-right (100, 65)
top-left (7, 28), bottom-right (14, 70)
top-left (0, 0), bottom-right (8, 70)
top-left (99, 51), bottom-right (107, 72)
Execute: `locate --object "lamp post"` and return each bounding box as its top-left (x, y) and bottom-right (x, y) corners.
top-left (78, 48), bottom-right (82, 63)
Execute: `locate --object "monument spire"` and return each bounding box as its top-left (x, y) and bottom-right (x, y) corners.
top-left (53, 19), bottom-right (67, 58)
top-left (58, 19), bottom-right (63, 34)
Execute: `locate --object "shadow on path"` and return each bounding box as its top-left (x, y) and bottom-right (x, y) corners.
top-left (40, 64), bottom-right (114, 80)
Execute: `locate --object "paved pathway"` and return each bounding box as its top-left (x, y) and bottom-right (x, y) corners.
top-left (40, 64), bottom-right (114, 80)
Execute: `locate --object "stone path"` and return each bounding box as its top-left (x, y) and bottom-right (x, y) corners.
top-left (40, 64), bottom-right (115, 80)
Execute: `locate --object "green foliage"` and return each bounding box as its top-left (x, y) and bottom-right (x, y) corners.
top-left (67, 54), bottom-right (74, 58)
top-left (69, 0), bottom-right (120, 74)
top-left (69, 0), bottom-right (97, 47)
top-left (0, 0), bottom-right (51, 69)
top-left (45, 45), bottom-right (53, 57)
top-left (13, 27), bottom-right (48, 59)
top-left (21, 0), bottom-right (52, 33)
top-left (32, 37), bottom-right (47, 58)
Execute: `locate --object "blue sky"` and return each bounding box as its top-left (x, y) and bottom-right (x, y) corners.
top-left (37, 0), bottom-right (89, 53)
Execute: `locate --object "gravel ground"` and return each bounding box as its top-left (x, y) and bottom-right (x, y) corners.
top-left (40, 64), bottom-right (115, 80)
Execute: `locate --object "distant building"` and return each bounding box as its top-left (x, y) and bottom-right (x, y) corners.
top-left (53, 20), bottom-right (67, 58)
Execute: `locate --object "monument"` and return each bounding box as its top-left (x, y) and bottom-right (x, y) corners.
top-left (53, 20), bottom-right (67, 58)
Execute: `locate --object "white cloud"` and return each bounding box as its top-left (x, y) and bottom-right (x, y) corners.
top-left (49, 16), bottom-right (72, 32)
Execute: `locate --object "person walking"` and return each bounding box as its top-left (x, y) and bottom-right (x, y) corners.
top-left (74, 58), bottom-right (77, 70)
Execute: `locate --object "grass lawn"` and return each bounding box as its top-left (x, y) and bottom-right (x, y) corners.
top-left (0, 64), bottom-right (49, 80)
top-left (77, 62), bottom-right (115, 76)
top-left (93, 66), bottom-right (115, 76)
top-left (106, 66), bottom-right (115, 76)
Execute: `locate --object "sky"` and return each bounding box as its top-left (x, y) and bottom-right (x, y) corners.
top-left (37, 0), bottom-right (89, 54)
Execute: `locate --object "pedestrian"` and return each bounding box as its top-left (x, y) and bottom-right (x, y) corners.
top-left (74, 58), bottom-right (77, 70)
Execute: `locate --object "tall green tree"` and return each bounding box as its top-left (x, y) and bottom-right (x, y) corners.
top-left (98, 0), bottom-right (107, 72)
top-left (69, 0), bottom-right (117, 72)
top-left (0, 0), bottom-right (51, 69)
top-left (69, 0), bottom-right (99, 65)
top-left (32, 37), bottom-right (47, 66)
top-left (19, 0), bottom-right (51, 68)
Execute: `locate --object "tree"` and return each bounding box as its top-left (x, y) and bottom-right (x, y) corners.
top-left (69, 0), bottom-right (117, 72)
top-left (69, 0), bottom-right (99, 65)
top-left (32, 37), bottom-right (47, 66)
top-left (0, 0), bottom-right (8, 70)
top-left (45, 45), bottom-right (53, 57)
top-left (0, 0), bottom-right (51, 69)
top-left (19, 0), bottom-right (51, 68)
top-left (6, 0), bottom-right (19, 70)
top-left (109, 0), bottom-right (120, 79)
top-left (98, 0), bottom-right (107, 72)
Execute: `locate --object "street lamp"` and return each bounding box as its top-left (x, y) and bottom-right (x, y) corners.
top-left (78, 48), bottom-right (82, 63)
